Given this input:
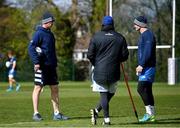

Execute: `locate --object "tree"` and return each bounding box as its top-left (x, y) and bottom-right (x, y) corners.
top-left (0, 1), bottom-right (30, 81)
top-left (90, 0), bottom-right (106, 34)
top-left (0, 0), bottom-right (76, 81)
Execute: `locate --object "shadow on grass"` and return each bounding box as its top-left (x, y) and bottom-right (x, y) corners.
top-left (69, 115), bottom-right (180, 126)
top-left (70, 116), bottom-right (91, 120)
top-left (70, 115), bottom-right (121, 120)
top-left (158, 117), bottom-right (180, 121)
top-left (114, 117), bottom-right (180, 126)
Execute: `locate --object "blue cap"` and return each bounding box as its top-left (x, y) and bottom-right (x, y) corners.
top-left (102, 16), bottom-right (114, 25)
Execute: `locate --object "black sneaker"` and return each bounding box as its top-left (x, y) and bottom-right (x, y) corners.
top-left (90, 109), bottom-right (98, 125)
top-left (102, 121), bottom-right (111, 125)
top-left (33, 113), bottom-right (43, 121)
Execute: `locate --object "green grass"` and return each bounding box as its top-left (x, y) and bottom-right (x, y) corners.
top-left (0, 81), bottom-right (180, 127)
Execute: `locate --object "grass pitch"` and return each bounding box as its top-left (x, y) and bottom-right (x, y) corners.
top-left (0, 81), bottom-right (180, 127)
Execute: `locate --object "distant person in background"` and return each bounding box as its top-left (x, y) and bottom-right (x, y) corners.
top-left (87, 16), bottom-right (129, 125)
top-left (6, 50), bottom-right (20, 92)
top-left (28, 12), bottom-right (69, 121)
top-left (134, 16), bottom-right (156, 122)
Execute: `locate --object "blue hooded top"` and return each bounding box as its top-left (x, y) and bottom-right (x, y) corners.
top-left (137, 29), bottom-right (156, 82)
top-left (28, 26), bottom-right (57, 67)
top-left (138, 29), bottom-right (156, 67)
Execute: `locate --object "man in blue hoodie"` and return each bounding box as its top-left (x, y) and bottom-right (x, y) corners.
top-left (28, 12), bottom-right (68, 121)
top-left (134, 16), bottom-right (156, 122)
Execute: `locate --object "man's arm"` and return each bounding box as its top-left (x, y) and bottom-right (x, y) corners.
top-left (28, 33), bottom-right (41, 66)
top-left (87, 38), bottom-right (96, 66)
top-left (120, 37), bottom-right (129, 62)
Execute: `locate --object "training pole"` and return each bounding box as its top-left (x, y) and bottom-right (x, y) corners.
top-left (121, 63), bottom-right (139, 121)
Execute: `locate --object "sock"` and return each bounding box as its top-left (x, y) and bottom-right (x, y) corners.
top-left (54, 111), bottom-right (60, 115)
top-left (145, 105), bottom-right (151, 115)
top-left (96, 103), bottom-right (102, 112)
top-left (150, 106), bottom-right (155, 116)
top-left (104, 117), bottom-right (110, 123)
top-left (8, 85), bottom-right (13, 89)
top-left (95, 108), bottom-right (99, 113)
top-left (34, 112), bottom-right (39, 115)
top-left (145, 105), bottom-right (155, 116)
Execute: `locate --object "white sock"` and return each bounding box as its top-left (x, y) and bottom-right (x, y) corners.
top-left (95, 108), bottom-right (99, 113)
top-left (34, 112), bottom-right (39, 115)
top-left (104, 117), bottom-right (110, 123)
top-left (145, 105), bottom-right (152, 115)
top-left (150, 106), bottom-right (155, 116)
top-left (54, 111), bottom-right (60, 115)
top-left (145, 105), bottom-right (155, 116)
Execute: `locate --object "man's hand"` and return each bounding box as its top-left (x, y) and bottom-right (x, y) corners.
top-left (34, 64), bottom-right (40, 71)
top-left (136, 65), bottom-right (143, 76)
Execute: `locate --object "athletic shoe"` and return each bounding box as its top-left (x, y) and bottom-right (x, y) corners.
top-left (33, 113), bottom-right (43, 121)
top-left (53, 113), bottom-right (69, 120)
top-left (102, 121), bottom-right (111, 125)
top-left (6, 87), bottom-right (13, 92)
top-left (16, 84), bottom-right (21, 91)
top-left (90, 109), bottom-right (98, 125)
top-left (139, 113), bottom-right (155, 122)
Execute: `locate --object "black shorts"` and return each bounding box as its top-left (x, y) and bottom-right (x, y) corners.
top-left (34, 65), bottom-right (59, 86)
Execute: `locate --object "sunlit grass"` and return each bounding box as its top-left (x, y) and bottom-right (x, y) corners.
top-left (0, 81), bottom-right (180, 127)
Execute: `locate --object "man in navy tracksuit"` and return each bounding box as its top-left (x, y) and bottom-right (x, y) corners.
top-left (87, 16), bottom-right (129, 125)
top-left (134, 16), bottom-right (156, 122)
top-left (28, 12), bottom-right (68, 121)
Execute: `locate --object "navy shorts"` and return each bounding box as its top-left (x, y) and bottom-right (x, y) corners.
top-left (8, 70), bottom-right (16, 79)
top-left (34, 65), bottom-right (59, 86)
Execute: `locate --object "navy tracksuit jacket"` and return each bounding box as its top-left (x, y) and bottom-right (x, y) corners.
top-left (28, 26), bottom-right (57, 67)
